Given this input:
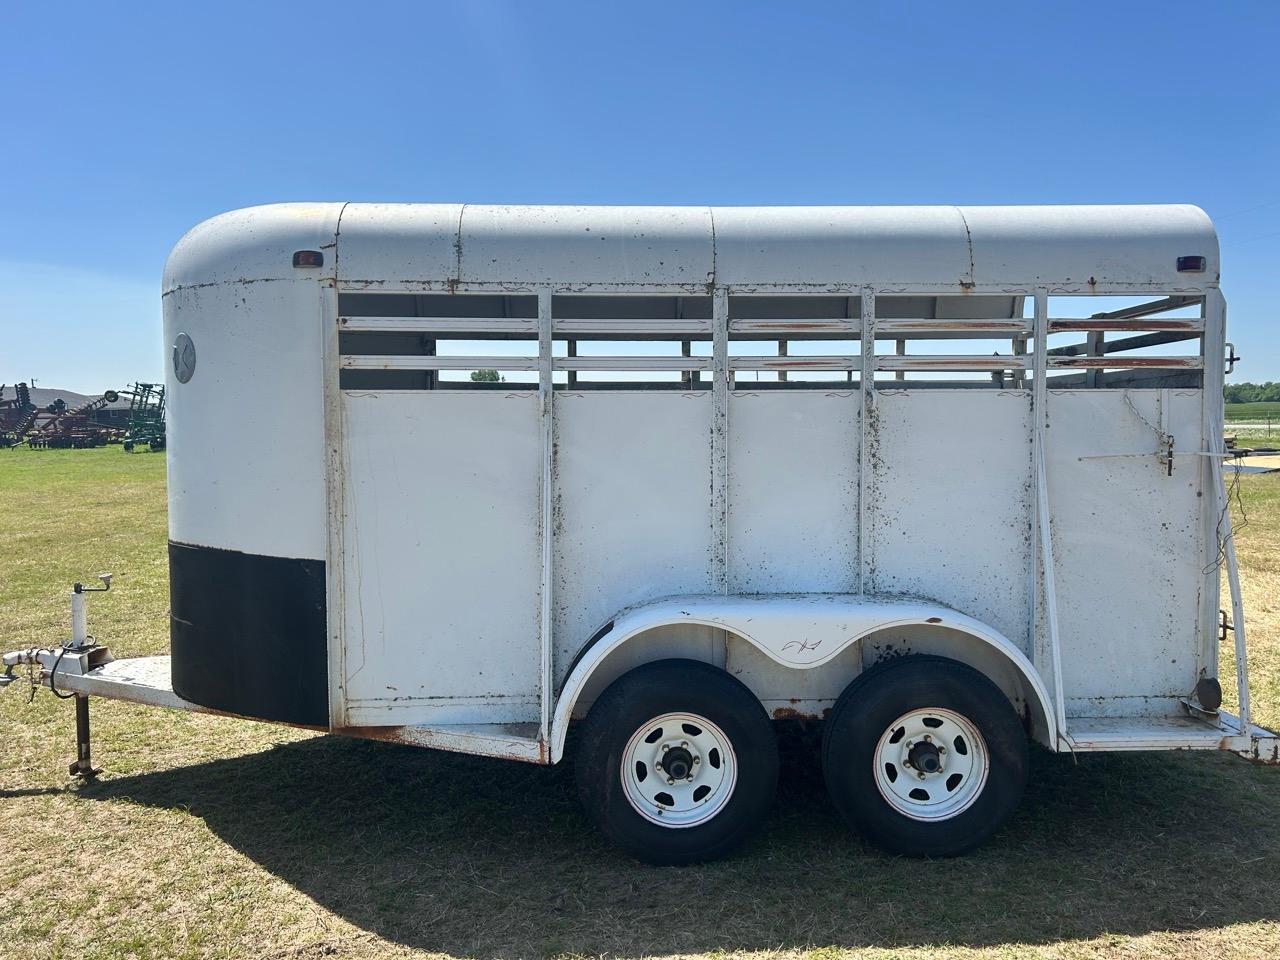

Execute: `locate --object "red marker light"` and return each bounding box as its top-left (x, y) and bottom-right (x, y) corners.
top-left (1176, 255), bottom-right (1206, 273)
top-left (293, 250), bottom-right (324, 268)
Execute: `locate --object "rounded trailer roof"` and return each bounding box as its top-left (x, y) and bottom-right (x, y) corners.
top-left (165, 203), bottom-right (1218, 293)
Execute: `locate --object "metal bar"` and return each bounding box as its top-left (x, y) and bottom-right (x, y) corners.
top-left (321, 273), bottom-right (348, 729)
top-left (1031, 289), bottom-right (1067, 744)
top-left (777, 340), bottom-right (788, 383)
top-left (1048, 318), bottom-right (1204, 333)
top-left (875, 355), bottom-right (1029, 372)
top-left (729, 319), bottom-right (857, 335)
top-left (858, 289), bottom-right (875, 594)
top-left (895, 339), bottom-right (906, 382)
top-left (1086, 331), bottom-right (1104, 389)
top-left (1196, 293), bottom-right (1220, 686)
top-left (1046, 356), bottom-right (1202, 369)
top-left (1099, 330), bottom-right (1203, 354)
top-left (1085, 294), bottom-right (1201, 321)
top-left (341, 355), bottom-right (540, 371)
top-left (71, 694), bottom-right (98, 779)
top-left (556, 318), bottom-right (712, 336)
top-left (712, 289), bottom-right (730, 594)
top-left (537, 290), bottom-right (554, 747)
top-left (339, 316), bottom-right (537, 334)
top-left (875, 318), bottom-right (1031, 336)
top-left (1204, 287), bottom-right (1250, 732)
top-left (556, 356), bottom-right (713, 372)
top-left (727, 356), bottom-right (859, 371)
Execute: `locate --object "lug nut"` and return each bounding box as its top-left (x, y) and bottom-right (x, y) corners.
top-left (662, 744), bottom-right (669, 752)
top-left (693, 756), bottom-right (700, 764)
top-left (681, 741), bottom-right (689, 748)
top-left (918, 771), bottom-right (926, 780)
top-left (666, 776), bottom-right (675, 785)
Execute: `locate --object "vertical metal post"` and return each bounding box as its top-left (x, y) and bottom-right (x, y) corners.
top-left (566, 339), bottom-right (577, 390)
top-left (70, 694), bottom-right (98, 779)
top-left (70, 590), bottom-right (87, 648)
top-left (320, 255), bottom-right (347, 731)
top-left (777, 340), bottom-right (788, 383)
top-left (1031, 289), bottom-right (1067, 744)
top-left (1203, 288), bottom-right (1250, 731)
top-left (858, 288), bottom-right (876, 595)
top-left (1196, 291), bottom-right (1222, 685)
top-left (1085, 330), bottom-right (1104, 389)
top-left (894, 338), bottom-right (906, 382)
top-left (712, 288), bottom-right (730, 594)
top-left (538, 289), bottom-right (555, 745)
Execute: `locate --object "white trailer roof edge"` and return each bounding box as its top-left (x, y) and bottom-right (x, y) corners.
top-left (163, 202), bottom-right (1219, 294)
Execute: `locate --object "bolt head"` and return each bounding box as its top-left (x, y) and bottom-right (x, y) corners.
top-left (686, 776), bottom-right (695, 782)
top-left (666, 777), bottom-right (675, 785)
top-left (693, 756), bottom-right (700, 764)
top-left (905, 740), bottom-right (914, 749)
top-left (681, 741), bottom-right (689, 748)
top-left (917, 771), bottom-right (926, 779)
top-left (923, 734), bottom-right (932, 742)
top-left (662, 743), bottom-right (669, 751)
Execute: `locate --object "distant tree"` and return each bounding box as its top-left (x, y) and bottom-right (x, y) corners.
top-left (470, 369), bottom-right (503, 383)
top-left (1225, 382), bottom-right (1280, 403)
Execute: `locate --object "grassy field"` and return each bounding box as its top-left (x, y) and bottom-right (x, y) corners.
top-left (1225, 401), bottom-right (1280, 423)
top-left (1, 446), bottom-right (1278, 960)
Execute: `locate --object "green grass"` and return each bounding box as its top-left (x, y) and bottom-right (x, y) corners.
top-left (2, 446), bottom-right (1279, 960)
top-left (1225, 401), bottom-right (1280, 423)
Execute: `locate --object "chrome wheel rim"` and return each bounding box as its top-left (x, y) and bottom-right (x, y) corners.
top-left (621, 712), bottom-right (737, 828)
top-left (873, 707), bottom-right (988, 821)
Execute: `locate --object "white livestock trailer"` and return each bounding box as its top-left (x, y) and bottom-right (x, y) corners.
top-left (5, 203), bottom-right (1275, 864)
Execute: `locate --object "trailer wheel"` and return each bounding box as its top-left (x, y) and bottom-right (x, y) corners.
top-left (575, 659), bottom-right (778, 865)
top-left (822, 655), bottom-right (1027, 857)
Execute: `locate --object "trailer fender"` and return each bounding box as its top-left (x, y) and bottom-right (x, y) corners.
top-left (550, 594), bottom-right (1056, 762)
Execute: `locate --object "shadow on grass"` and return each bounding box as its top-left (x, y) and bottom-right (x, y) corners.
top-left (75, 726), bottom-right (1280, 958)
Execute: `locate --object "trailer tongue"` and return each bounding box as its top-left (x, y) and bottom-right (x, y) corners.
top-left (0, 577), bottom-right (285, 780)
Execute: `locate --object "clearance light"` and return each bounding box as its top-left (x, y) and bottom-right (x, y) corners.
top-left (1176, 255), bottom-right (1206, 272)
top-left (293, 250), bottom-right (324, 268)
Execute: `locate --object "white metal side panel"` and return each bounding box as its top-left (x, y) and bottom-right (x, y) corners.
top-left (552, 392), bottom-right (714, 682)
top-left (166, 280), bottom-right (329, 559)
top-left (1046, 390), bottom-right (1205, 714)
top-left (727, 391), bottom-right (860, 593)
top-left (870, 391), bottom-right (1033, 654)
top-left (340, 392), bottom-right (542, 722)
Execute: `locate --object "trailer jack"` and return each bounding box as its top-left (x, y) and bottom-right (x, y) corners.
top-left (1, 575), bottom-right (114, 780)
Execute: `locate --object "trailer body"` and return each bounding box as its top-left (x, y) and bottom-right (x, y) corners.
top-left (10, 203), bottom-right (1273, 860)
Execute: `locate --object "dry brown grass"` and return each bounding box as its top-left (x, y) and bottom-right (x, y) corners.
top-left (1, 447), bottom-right (1278, 960)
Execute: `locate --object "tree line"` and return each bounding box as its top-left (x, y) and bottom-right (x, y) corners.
top-left (1225, 382), bottom-right (1280, 403)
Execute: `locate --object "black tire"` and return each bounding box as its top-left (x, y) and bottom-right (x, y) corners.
top-left (822, 655), bottom-right (1028, 857)
top-left (575, 659), bottom-right (778, 865)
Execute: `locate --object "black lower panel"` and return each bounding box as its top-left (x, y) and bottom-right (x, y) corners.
top-left (169, 541), bottom-right (328, 726)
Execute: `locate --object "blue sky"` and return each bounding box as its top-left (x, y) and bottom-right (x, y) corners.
top-left (2, 1), bottom-right (1277, 393)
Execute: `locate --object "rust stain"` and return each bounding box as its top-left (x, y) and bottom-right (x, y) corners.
top-left (926, 616), bottom-right (942, 624)
top-left (772, 707), bottom-right (805, 720)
